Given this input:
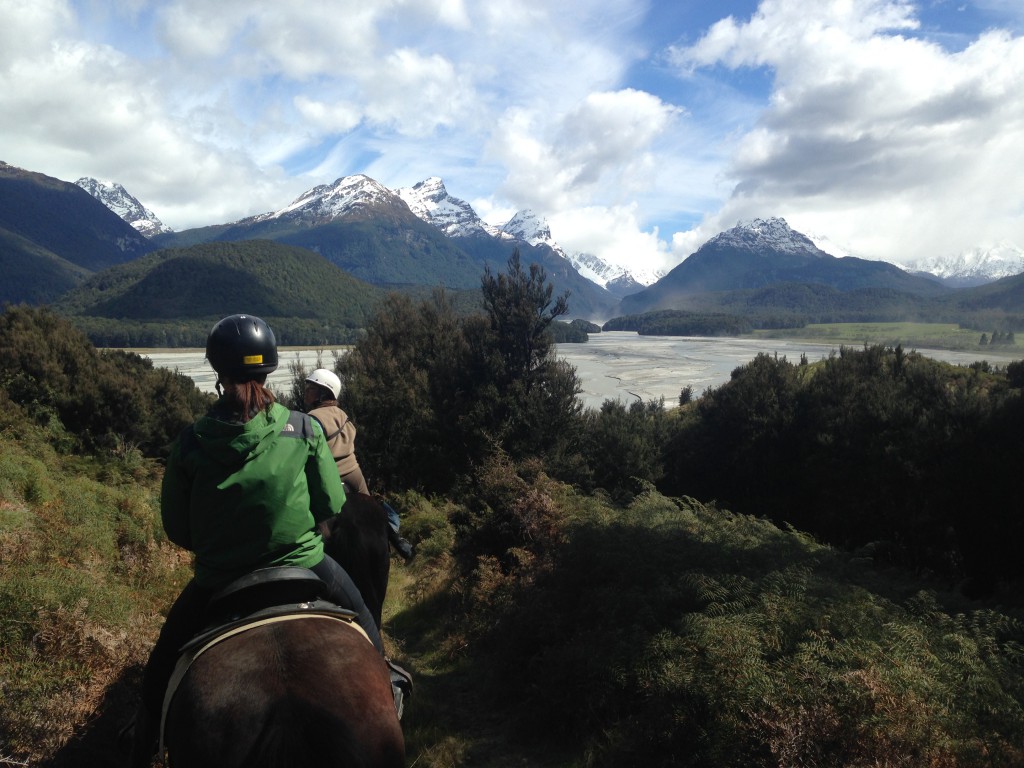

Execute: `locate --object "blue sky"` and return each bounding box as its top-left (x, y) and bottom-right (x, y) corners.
top-left (2, 0), bottom-right (1024, 277)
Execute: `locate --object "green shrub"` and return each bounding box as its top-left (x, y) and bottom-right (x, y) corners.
top-left (0, 305), bottom-right (211, 458)
top-left (437, 488), bottom-right (1024, 767)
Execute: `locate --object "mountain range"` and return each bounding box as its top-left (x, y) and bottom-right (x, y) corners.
top-left (143, 173), bottom-right (620, 317)
top-left (903, 242), bottom-right (1024, 288)
top-left (5, 159), bottom-right (1024, 340)
top-left (81, 167), bottom-right (1024, 292)
top-left (620, 217), bottom-right (949, 317)
top-left (0, 162), bottom-right (155, 305)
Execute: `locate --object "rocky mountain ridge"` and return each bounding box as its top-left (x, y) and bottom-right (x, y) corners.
top-left (75, 177), bottom-right (172, 237)
top-left (712, 217), bottom-right (824, 257)
top-left (26, 162), bottom-right (1024, 299)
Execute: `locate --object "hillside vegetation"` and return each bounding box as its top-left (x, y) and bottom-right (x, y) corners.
top-left (2, 259), bottom-right (1024, 766)
top-left (0, 163), bottom-right (154, 305)
top-left (54, 240), bottom-right (386, 347)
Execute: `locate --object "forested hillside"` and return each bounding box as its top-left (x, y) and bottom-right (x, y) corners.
top-left (54, 240), bottom-right (387, 347)
top-left (2, 259), bottom-right (1024, 766)
top-left (0, 163), bottom-right (154, 305)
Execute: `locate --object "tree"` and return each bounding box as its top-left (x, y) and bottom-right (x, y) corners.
top-left (0, 305), bottom-right (209, 456)
top-left (338, 252), bottom-right (584, 493)
top-left (465, 250), bottom-right (581, 467)
top-left (340, 290), bottom-right (464, 491)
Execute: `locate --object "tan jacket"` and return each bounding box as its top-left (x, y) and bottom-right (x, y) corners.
top-left (308, 404), bottom-right (360, 478)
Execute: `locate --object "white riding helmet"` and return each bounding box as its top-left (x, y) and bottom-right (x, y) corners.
top-left (306, 368), bottom-right (342, 399)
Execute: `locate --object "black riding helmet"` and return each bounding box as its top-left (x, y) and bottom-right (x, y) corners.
top-left (206, 314), bottom-right (279, 380)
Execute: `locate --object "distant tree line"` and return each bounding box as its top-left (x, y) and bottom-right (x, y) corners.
top-left (69, 315), bottom-right (365, 348)
top-left (604, 309), bottom-right (753, 336)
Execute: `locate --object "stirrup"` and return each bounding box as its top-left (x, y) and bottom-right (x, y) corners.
top-left (391, 683), bottom-right (405, 720)
top-left (386, 658), bottom-right (414, 693)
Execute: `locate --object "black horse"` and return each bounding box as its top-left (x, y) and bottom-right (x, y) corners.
top-left (158, 495), bottom-right (401, 767)
top-left (321, 492), bottom-right (393, 630)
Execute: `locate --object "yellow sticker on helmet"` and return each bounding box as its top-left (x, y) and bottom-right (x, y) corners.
top-left (243, 354), bottom-right (264, 365)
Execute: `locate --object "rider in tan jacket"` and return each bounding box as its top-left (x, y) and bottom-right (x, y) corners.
top-left (304, 368), bottom-right (414, 561)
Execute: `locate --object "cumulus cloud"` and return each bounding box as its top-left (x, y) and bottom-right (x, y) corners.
top-left (362, 49), bottom-right (474, 135)
top-left (492, 90), bottom-right (680, 212)
top-left (4, 0), bottom-right (1022, 277)
top-left (552, 205), bottom-right (671, 276)
top-left (667, 0), bottom-right (1024, 262)
top-left (0, 0), bottom-right (74, 64)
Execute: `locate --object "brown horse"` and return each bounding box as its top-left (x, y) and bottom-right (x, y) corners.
top-left (162, 613), bottom-right (404, 767)
top-left (158, 496), bottom-right (402, 767)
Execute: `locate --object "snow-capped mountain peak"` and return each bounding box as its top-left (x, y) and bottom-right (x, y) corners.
top-left (394, 177), bottom-right (490, 237)
top-left (495, 208), bottom-right (662, 291)
top-left (75, 177), bottom-right (172, 237)
top-left (502, 209), bottom-right (552, 244)
top-left (258, 174), bottom-right (397, 224)
top-left (708, 217), bottom-right (823, 256)
top-left (903, 241), bottom-right (1024, 286)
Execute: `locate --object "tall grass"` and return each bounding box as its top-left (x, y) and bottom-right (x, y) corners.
top-left (0, 429), bottom-right (187, 762)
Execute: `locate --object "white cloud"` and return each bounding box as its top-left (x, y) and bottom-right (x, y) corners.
top-left (552, 204), bottom-right (672, 276)
top-left (0, 0), bottom-right (74, 64)
top-left (293, 96), bottom-right (363, 134)
top-left (664, 0), bottom-right (1024, 263)
top-left (491, 89), bottom-right (680, 214)
top-left (362, 48), bottom-right (475, 135)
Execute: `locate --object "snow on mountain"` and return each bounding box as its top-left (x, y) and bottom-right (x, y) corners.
top-left (75, 177), bottom-right (172, 237)
top-left (501, 209), bottom-right (552, 244)
top-left (706, 217), bottom-right (825, 257)
top-left (63, 171), bottom-right (1024, 292)
top-left (902, 241), bottom-right (1024, 287)
top-left (806, 232), bottom-right (851, 258)
top-left (394, 177), bottom-right (492, 238)
top-left (498, 208), bottom-right (662, 289)
top-left (252, 174), bottom-right (398, 225)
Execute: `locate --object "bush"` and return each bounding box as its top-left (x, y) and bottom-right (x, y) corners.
top-left (661, 345), bottom-right (1024, 590)
top-left (443, 489), bottom-right (1024, 767)
top-left (0, 305), bottom-right (211, 457)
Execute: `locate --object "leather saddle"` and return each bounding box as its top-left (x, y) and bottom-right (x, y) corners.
top-left (181, 565), bottom-right (359, 654)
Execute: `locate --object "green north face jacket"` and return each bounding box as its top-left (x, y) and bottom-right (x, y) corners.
top-left (161, 400), bottom-right (346, 588)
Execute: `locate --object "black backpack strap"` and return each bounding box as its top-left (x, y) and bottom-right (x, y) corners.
top-left (309, 411), bottom-right (346, 442)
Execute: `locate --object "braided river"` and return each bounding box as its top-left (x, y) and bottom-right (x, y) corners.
top-left (134, 331), bottom-right (1020, 411)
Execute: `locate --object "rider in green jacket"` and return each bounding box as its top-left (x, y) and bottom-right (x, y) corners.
top-left (129, 314), bottom-right (400, 767)
top-left (161, 398), bottom-right (343, 587)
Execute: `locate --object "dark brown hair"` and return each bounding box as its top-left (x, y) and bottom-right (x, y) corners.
top-left (222, 378), bottom-right (276, 422)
